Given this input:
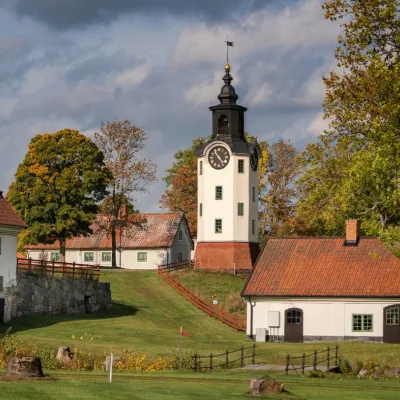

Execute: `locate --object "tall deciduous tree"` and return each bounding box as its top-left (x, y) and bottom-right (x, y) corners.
top-left (8, 129), bottom-right (111, 260)
top-left (298, 0), bottom-right (400, 238)
top-left (94, 120), bottom-right (157, 267)
top-left (260, 139), bottom-right (301, 239)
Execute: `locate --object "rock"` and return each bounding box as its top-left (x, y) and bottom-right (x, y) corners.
top-left (358, 368), bottom-right (368, 378)
top-left (384, 368), bottom-right (400, 378)
top-left (6, 357), bottom-right (44, 378)
top-left (56, 346), bottom-right (73, 364)
top-left (250, 379), bottom-right (284, 395)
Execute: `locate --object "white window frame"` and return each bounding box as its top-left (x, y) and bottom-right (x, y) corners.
top-left (50, 252), bottom-right (60, 262)
top-left (101, 252), bottom-right (112, 263)
top-left (137, 252), bottom-right (147, 262)
top-left (84, 252), bottom-right (94, 263)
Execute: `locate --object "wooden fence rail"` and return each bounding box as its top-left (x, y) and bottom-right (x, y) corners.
top-left (193, 344), bottom-right (256, 371)
top-left (17, 257), bottom-right (100, 281)
top-left (158, 261), bottom-right (246, 331)
top-left (285, 345), bottom-right (340, 375)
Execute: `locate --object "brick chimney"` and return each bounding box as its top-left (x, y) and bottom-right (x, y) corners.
top-left (345, 219), bottom-right (360, 245)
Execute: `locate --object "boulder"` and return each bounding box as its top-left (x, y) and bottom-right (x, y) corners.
top-left (56, 346), bottom-right (73, 364)
top-left (250, 379), bottom-right (284, 396)
top-left (6, 357), bottom-right (44, 378)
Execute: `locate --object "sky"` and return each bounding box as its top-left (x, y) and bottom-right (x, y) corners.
top-left (0, 0), bottom-right (341, 212)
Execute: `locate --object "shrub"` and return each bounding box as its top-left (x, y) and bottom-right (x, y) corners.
top-left (225, 293), bottom-right (246, 313)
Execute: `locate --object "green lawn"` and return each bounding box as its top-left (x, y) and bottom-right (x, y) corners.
top-left (170, 268), bottom-right (248, 317)
top-left (0, 271), bottom-right (245, 357)
top-left (1, 370), bottom-right (400, 400)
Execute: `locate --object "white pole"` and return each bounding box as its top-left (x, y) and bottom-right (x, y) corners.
top-left (109, 353), bottom-right (113, 383)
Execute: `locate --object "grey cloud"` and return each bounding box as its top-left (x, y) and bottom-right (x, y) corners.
top-left (3, 0), bottom-right (274, 31)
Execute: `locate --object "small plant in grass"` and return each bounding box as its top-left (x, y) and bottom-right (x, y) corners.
top-left (307, 369), bottom-right (327, 378)
top-left (225, 293), bottom-right (246, 314)
top-left (0, 328), bottom-right (37, 367)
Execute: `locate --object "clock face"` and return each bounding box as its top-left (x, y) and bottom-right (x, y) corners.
top-left (250, 150), bottom-right (259, 171)
top-left (208, 146), bottom-right (230, 170)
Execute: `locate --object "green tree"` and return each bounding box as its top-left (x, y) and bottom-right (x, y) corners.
top-left (94, 120), bottom-right (157, 267)
top-left (297, 0), bottom-right (400, 238)
top-left (8, 129), bottom-right (111, 261)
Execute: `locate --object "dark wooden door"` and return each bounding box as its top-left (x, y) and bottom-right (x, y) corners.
top-left (0, 299), bottom-right (4, 323)
top-left (383, 305), bottom-right (400, 343)
top-left (284, 308), bottom-right (303, 342)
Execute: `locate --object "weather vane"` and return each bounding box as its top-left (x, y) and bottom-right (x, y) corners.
top-left (225, 35), bottom-right (234, 63)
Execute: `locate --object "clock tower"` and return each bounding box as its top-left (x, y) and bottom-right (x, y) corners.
top-left (194, 62), bottom-right (261, 272)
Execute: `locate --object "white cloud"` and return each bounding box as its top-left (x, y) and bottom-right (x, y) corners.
top-left (307, 111), bottom-right (330, 136)
top-left (173, 0), bottom-right (340, 67)
top-left (115, 59), bottom-right (151, 86)
top-left (245, 83), bottom-right (274, 107)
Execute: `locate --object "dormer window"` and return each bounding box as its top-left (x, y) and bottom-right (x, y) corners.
top-left (218, 115), bottom-right (229, 135)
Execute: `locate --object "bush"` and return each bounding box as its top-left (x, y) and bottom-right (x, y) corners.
top-left (225, 293), bottom-right (246, 313)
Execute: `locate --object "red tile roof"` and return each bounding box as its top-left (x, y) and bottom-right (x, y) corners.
top-left (25, 213), bottom-right (185, 250)
top-left (242, 237), bottom-right (400, 298)
top-left (0, 191), bottom-right (25, 228)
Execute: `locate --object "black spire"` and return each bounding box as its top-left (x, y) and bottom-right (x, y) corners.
top-left (217, 63), bottom-right (239, 104)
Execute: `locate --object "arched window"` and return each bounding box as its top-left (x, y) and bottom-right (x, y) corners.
top-left (218, 115), bottom-right (229, 135)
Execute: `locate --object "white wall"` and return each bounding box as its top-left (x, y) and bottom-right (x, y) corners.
top-left (197, 141), bottom-right (258, 243)
top-left (246, 297), bottom-right (400, 340)
top-left (0, 226), bottom-right (20, 290)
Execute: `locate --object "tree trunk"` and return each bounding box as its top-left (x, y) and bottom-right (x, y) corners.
top-left (59, 238), bottom-right (66, 262)
top-left (111, 220), bottom-right (117, 268)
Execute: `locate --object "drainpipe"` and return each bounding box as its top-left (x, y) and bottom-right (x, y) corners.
top-left (249, 296), bottom-right (254, 340)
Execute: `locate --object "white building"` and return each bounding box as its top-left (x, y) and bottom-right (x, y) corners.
top-left (194, 62), bottom-right (261, 272)
top-left (0, 190), bottom-right (25, 322)
top-left (242, 220), bottom-right (400, 343)
top-left (26, 213), bottom-right (192, 270)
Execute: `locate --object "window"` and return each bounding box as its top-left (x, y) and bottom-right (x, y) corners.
top-left (50, 252), bottom-right (60, 261)
top-left (252, 187), bottom-right (256, 202)
top-left (137, 252), bottom-right (147, 262)
top-left (215, 186), bottom-right (223, 200)
top-left (286, 309), bottom-right (301, 324)
top-left (199, 161), bottom-right (203, 175)
top-left (352, 314), bottom-right (373, 331)
top-left (0, 277), bottom-right (3, 292)
top-left (215, 219), bottom-right (222, 233)
top-left (200, 203), bottom-right (203, 217)
top-left (238, 203), bottom-right (244, 216)
top-left (0, 237), bottom-right (1, 255)
top-left (102, 252), bottom-right (112, 263)
top-left (84, 252), bottom-right (94, 262)
top-left (252, 219), bottom-right (256, 235)
top-left (178, 253), bottom-right (183, 262)
top-left (386, 307), bottom-right (400, 325)
top-left (238, 159), bottom-right (244, 173)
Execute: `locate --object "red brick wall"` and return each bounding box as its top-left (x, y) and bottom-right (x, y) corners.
top-left (194, 242), bottom-right (259, 271)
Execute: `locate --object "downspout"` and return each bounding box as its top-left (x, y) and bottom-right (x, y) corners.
top-left (249, 296), bottom-right (254, 340)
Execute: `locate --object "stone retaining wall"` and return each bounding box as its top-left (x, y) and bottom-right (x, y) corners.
top-left (5, 272), bottom-right (112, 321)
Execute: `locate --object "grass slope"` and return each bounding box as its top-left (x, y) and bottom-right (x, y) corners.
top-left (0, 271), bottom-right (245, 356)
top-left (170, 269), bottom-right (247, 316)
top-left (2, 370), bottom-right (400, 399)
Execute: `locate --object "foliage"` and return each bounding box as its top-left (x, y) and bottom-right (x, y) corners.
top-left (160, 137), bottom-right (206, 235)
top-left (7, 129), bottom-right (110, 260)
top-left (225, 293), bottom-right (246, 314)
top-left (260, 139), bottom-right (302, 239)
top-left (297, 0), bottom-right (400, 242)
top-left (94, 120), bottom-right (157, 267)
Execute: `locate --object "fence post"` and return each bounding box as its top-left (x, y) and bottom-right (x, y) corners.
top-left (335, 345), bottom-right (339, 366)
top-left (193, 353), bottom-right (197, 371)
top-left (285, 354), bottom-right (290, 375)
top-left (252, 344), bottom-right (256, 365)
top-left (327, 347), bottom-right (330, 370)
top-left (72, 262), bottom-right (75, 278)
top-left (240, 345), bottom-right (244, 367)
top-left (313, 350), bottom-right (317, 371)
top-left (302, 353), bottom-right (305, 375)
top-left (209, 353), bottom-right (213, 372)
top-left (52, 260), bottom-right (55, 276)
top-left (28, 258), bottom-right (32, 271)
top-left (225, 350), bottom-right (229, 369)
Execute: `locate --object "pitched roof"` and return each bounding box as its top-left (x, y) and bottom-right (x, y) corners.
top-left (242, 237), bottom-right (400, 298)
top-left (0, 191), bottom-right (25, 228)
top-left (25, 213), bottom-right (186, 250)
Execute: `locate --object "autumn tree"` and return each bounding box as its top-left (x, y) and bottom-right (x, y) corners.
top-left (8, 129), bottom-right (111, 260)
top-left (260, 139), bottom-right (301, 238)
top-left (94, 120), bottom-right (157, 267)
top-left (298, 0), bottom-right (400, 238)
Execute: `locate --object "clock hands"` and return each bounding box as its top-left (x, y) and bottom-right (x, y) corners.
top-left (215, 153), bottom-right (223, 164)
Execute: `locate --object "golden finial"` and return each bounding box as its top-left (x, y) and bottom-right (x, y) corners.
top-left (225, 62), bottom-right (230, 71)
